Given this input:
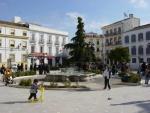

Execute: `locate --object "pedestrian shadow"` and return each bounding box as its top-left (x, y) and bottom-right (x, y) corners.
top-left (0, 100), bottom-right (29, 104)
top-left (111, 100), bottom-right (150, 106)
top-left (111, 100), bottom-right (150, 113)
top-left (68, 88), bottom-right (103, 92)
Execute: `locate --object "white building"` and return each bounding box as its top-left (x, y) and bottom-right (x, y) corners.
top-left (101, 14), bottom-right (140, 64)
top-left (28, 23), bottom-right (69, 68)
top-left (123, 24), bottom-right (150, 69)
top-left (85, 32), bottom-right (104, 59)
top-left (0, 18), bottom-right (29, 68)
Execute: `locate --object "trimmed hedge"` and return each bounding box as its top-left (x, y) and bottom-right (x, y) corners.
top-left (121, 73), bottom-right (141, 83)
top-left (19, 79), bottom-right (32, 86)
top-left (12, 71), bottom-right (36, 77)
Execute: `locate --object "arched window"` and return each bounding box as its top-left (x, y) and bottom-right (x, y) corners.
top-left (146, 44), bottom-right (150, 55)
top-left (125, 35), bottom-right (129, 43)
top-left (138, 33), bottom-right (143, 41)
top-left (131, 34), bottom-right (136, 43)
top-left (138, 46), bottom-right (143, 55)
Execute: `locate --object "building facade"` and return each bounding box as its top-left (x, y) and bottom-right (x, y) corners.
top-left (0, 16), bottom-right (69, 69)
top-left (28, 23), bottom-right (69, 68)
top-left (85, 32), bottom-right (104, 59)
top-left (123, 24), bottom-right (150, 69)
top-left (0, 19), bottom-right (29, 67)
top-left (101, 14), bottom-right (140, 64)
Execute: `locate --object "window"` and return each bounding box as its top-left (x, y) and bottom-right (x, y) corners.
top-left (97, 40), bottom-right (99, 45)
top-left (31, 46), bottom-right (35, 53)
top-left (139, 58), bottom-right (144, 63)
top-left (48, 35), bottom-right (52, 41)
top-left (114, 28), bottom-right (117, 34)
top-left (0, 54), bottom-right (1, 63)
top-left (10, 29), bottom-right (15, 35)
top-left (146, 44), bottom-right (150, 55)
top-left (56, 47), bottom-right (59, 55)
top-left (110, 29), bottom-right (112, 34)
top-left (9, 54), bottom-right (15, 62)
top-left (0, 39), bottom-right (2, 47)
top-left (118, 27), bottom-right (121, 34)
top-left (22, 54), bottom-right (27, 62)
top-left (138, 46), bottom-right (143, 55)
top-left (48, 47), bottom-right (52, 55)
top-left (40, 46), bottom-right (44, 53)
top-left (23, 31), bottom-right (27, 36)
top-left (131, 34), bottom-right (136, 43)
top-left (132, 58), bottom-right (136, 63)
top-left (32, 33), bottom-right (35, 41)
top-left (22, 41), bottom-right (27, 49)
top-left (138, 33), bottom-right (143, 41)
top-left (39, 34), bottom-right (44, 43)
top-left (62, 37), bottom-right (66, 44)
top-left (147, 58), bottom-right (150, 63)
top-left (131, 46), bottom-right (136, 55)
top-left (106, 31), bottom-right (109, 35)
top-left (55, 36), bottom-right (59, 45)
top-left (125, 35), bottom-right (129, 43)
top-left (146, 31), bottom-right (150, 40)
top-left (97, 48), bottom-right (100, 52)
top-left (9, 40), bottom-right (15, 48)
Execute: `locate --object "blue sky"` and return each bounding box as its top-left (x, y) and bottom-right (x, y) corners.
top-left (0, 0), bottom-right (150, 38)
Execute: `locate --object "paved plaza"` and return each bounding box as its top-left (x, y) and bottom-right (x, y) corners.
top-left (0, 80), bottom-right (150, 113)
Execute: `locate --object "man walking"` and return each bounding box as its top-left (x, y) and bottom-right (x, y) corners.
top-left (103, 66), bottom-right (111, 90)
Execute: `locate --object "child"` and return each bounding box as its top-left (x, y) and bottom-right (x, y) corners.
top-left (28, 79), bottom-right (38, 101)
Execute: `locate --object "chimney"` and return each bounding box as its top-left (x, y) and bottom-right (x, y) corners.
top-left (13, 16), bottom-right (22, 23)
top-left (129, 14), bottom-right (134, 18)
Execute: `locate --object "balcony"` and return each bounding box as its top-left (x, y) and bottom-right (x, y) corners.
top-left (55, 41), bottom-right (59, 46)
top-left (62, 41), bottom-right (66, 46)
top-left (29, 40), bottom-right (36, 43)
top-left (104, 32), bottom-right (121, 37)
top-left (47, 40), bottom-right (52, 45)
top-left (39, 40), bottom-right (45, 44)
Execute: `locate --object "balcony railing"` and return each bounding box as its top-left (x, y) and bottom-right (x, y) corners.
top-left (29, 40), bottom-right (36, 43)
top-left (39, 40), bottom-right (45, 44)
top-left (105, 41), bottom-right (122, 46)
top-left (104, 32), bottom-right (122, 37)
top-left (55, 41), bottom-right (59, 45)
top-left (47, 40), bottom-right (52, 45)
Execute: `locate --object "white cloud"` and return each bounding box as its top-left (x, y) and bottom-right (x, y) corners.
top-left (85, 21), bottom-right (109, 33)
top-left (141, 20), bottom-right (150, 25)
top-left (129, 0), bottom-right (148, 8)
top-left (66, 12), bottom-right (109, 34)
top-left (66, 12), bottom-right (85, 23)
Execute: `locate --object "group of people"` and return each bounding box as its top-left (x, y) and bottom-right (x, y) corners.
top-left (138, 62), bottom-right (150, 84)
top-left (30, 63), bottom-right (50, 75)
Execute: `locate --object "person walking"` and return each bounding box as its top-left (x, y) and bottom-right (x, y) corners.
top-left (103, 66), bottom-right (111, 90)
top-left (145, 64), bottom-right (150, 85)
top-left (28, 79), bottom-right (39, 101)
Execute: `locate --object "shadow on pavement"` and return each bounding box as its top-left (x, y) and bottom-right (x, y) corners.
top-left (111, 100), bottom-right (150, 113)
top-left (111, 100), bottom-right (150, 106)
top-left (68, 88), bottom-right (103, 92)
top-left (0, 100), bottom-right (29, 104)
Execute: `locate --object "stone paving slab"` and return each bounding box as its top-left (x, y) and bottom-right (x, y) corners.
top-left (0, 83), bottom-right (150, 113)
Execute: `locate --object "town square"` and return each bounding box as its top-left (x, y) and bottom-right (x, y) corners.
top-left (0, 0), bottom-right (150, 113)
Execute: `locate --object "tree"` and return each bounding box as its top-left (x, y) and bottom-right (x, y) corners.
top-left (108, 47), bottom-right (130, 64)
top-left (65, 17), bottom-right (95, 69)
